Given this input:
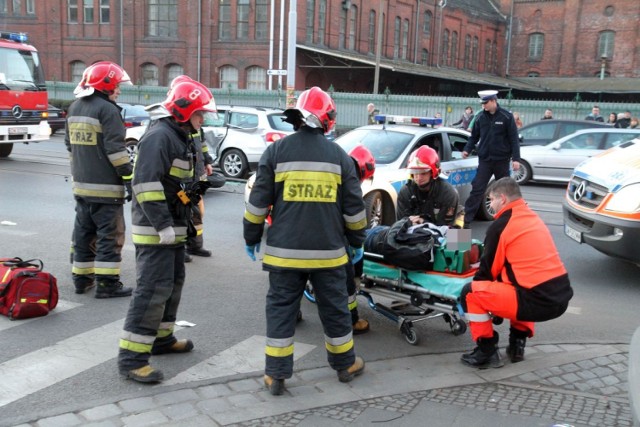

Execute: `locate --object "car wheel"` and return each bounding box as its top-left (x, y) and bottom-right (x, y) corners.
top-left (221, 149), bottom-right (249, 179)
top-left (364, 191), bottom-right (384, 227)
top-left (478, 186), bottom-right (495, 220)
top-left (125, 140), bottom-right (138, 162)
top-left (512, 160), bottom-right (532, 185)
top-left (0, 143), bottom-right (14, 158)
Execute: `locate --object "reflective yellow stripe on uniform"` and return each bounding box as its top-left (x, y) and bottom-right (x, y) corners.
top-left (275, 161), bottom-right (342, 203)
top-left (108, 150), bottom-right (131, 167)
top-left (157, 322), bottom-right (174, 338)
top-left (263, 245), bottom-right (348, 269)
top-left (131, 225), bottom-right (188, 245)
top-left (133, 181), bottom-right (166, 203)
top-left (244, 202), bottom-right (269, 224)
top-left (72, 261), bottom-right (95, 275)
top-left (343, 210), bottom-right (367, 230)
top-left (348, 293), bottom-right (358, 311)
top-left (169, 158), bottom-right (193, 179)
top-left (94, 261), bottom-right (120, 276)
top-left (73, 182), bottom-right (125, 199)
top-left (119, 331), bottom-right (156, 354)
top-left (325, 332), bottom-right (354, 354)
top-left (265, 337), bottom-right (294, 357)
top-left (67, 117), bottom-right (102, 145)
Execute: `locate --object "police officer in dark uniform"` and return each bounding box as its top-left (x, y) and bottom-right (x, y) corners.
top-left (244, 87), bottom-right (368, 396)
top-left (118, 78), bottom-right (217, 383)
top-left (65, 61), bottom-right (134, 298)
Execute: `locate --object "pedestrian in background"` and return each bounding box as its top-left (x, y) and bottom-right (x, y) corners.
top-left (629, 117), bottom-right (639, 129)
top-left (65, 61), bottom-right (134, 299)
top-left (607, 112), bottom-right (617, 126)
top-left (585, 105), bottom-right (604, 122)
top-left (367, 103), bottom-right (378, 124)
top-left (462, 90), bottom-right (520, 228)
top-left (615, 111), bottom-right (632, 129)
top-left (452, 106), bottom-right (474, 130)
top-left (118, 78), bottom-right (218, 383)
top-left (244, 87), bottom-right (367, 396)
top-left (513, 112), bottom-right (524, 129)
top-left (541, 108), bottom-right (553, 120)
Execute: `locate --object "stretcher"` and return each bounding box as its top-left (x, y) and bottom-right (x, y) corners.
top-left (357, 250), bottom-right (478, 345)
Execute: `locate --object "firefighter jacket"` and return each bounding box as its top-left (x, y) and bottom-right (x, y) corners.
top-left (191, 130), bottom-right (214, 181)
top-left (476, 197), bottom-right (573, 321)
top-left (463, 104), bottom-right (521, 162)
top-left (64, 92), bottom-right (133, 204)
top-left (243, 126), bottom-right (367, 270)
top-left (131, 118), bottom-right (196, 247)
top-left (396, 179), bottom-right (459, 226)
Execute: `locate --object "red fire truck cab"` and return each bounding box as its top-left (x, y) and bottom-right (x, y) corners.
top-left (0, 31), bottom-right (50, 158)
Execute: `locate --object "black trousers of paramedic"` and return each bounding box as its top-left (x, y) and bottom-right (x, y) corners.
top-left (463, 158), bottom-right (511, 222)
top-left (118, 245), bottom-right (186, 371)
top-left (72, 199), bottom-right (124, 286)
top-left (266, 268), bottom-right (355, 379)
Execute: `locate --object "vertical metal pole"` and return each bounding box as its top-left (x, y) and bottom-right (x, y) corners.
top-left (505, 0), bottom-right (514, 76)
top-left (269, 0), bottom-right (275, 90)
top-left (278, 0), bottom-right (285, 91)
top-left (197, 0), bottom-right (201, 81)
top-left (286, 0), bottom-right (297, 107)
top-left (373, 0), bottom-right (384, 94)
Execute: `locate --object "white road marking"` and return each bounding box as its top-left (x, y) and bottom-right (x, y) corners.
top-left (0, 299), bottom-right (82, 332)
top-left (164, 335), bottom-right (316, 386)
top-left (565, 305), bottom-right (582, 315)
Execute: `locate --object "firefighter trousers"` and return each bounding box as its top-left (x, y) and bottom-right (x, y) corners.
top-left (463, 280), bottom-right (534, 342)
top-left (266, 268), bottom-right (355, 380)
top-left (118, 245), bottom-right (186, 371)
top-left (345, 255), bottom-right (363, 324)
top-left (187, 199), bottom-right (205, 250)
top-left (71, 199), bottom-right (124, 286)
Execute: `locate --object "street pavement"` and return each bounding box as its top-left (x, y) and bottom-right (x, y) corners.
top-left (15, 342), bottom-right (632, 427)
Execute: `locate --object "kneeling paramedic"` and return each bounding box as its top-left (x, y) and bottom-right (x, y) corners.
top-left (118, 78), bottom-right (217, 383)
top-left (243, 87), bottom-right (368, 396)
top-left (460, 177), bottom-right (573, 369)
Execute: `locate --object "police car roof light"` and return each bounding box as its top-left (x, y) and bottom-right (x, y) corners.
top-left (374, 114), bottom-right (443, 128)
top-left (0, 32), bottom-right (28, 43)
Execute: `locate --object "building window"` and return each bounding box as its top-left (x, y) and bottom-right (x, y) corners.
top-left (492, 41), bottom-right (498, 73)
top-left (237, 0), bottom-right (249, 39)
top-left (368, 10), bottom-right (376, 54)
top-left (450, 31), bottom-right (458, 67)
top-left (0, 0), bottom-right (7, 13)
top-left (247, 66), bottom-right (266, 90)
top-left (218, 1), bottom-right (231, 40)
top-left (148, 0), bottom-right (177, 38)
top-left (484, 39), bottom-right (491, 72)
top-left (256, 0), bottom-right (268, 40)
top-left (441, 29), bottom-right (449, 66)
top-left (141, 63), bottom-right (159, 86)
top-left (70, 60), bottom-right (86, 83)
top-left (528, 72), bottom-right (540, 77)
top-left (68, 0), bottom-right (78, 23)
top-left (166, 64), bottom-right (183, 85)
top-left (83, 0), bottom-right (93, 23)
top-left (348, 5), bottom-right (357, 50)
top-left (423, 10), bottom-right (431, 35)
top-left (464, 34), bottom-right (471, 69)
top-left (100, 0), bottom-right (109, 23)
top-left (598, 30), bottom-right (614, 59)
top-left (421, 49), bottom-right (428, 65)
top-left (26, 0), bottom-right (34, 14)
top-left (219, 65), bottom-right (238, 89)
top-left (401, 19), bottom-right (409, 60)
top-left (472, 36), bottom-right (479, 71)
top-left (317, 0), bottom-right (326, 45)
top-left (11, 0), bottom-right (19, 14)
top-left (306, 0), bottom-right (315, 44)
top-left (528, 33), bottom-right (544, 59)
top-left (339, 8), bottom-right (346, 49)
top-left (393, 17), bottom-right (400, 59)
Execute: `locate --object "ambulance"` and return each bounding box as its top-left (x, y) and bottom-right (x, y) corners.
top-left (562, 137), bottom-right (640, 265)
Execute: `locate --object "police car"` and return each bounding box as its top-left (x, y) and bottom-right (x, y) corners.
top-left (245, 114), bottom-right (486, 227)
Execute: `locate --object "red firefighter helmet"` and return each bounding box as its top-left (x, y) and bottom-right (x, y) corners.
top-left (76, 61), bottom-right (132, 96)
top-left (285, 86), bottom-right (337, 133)
top-left (349, 144), bottom-right (376, 182)
top-left (162, 80), bottom-right (217, 123)
top-left (169, 75), bottom-right (194, 90)
top-left (407, 146), bottom-right (440, 177)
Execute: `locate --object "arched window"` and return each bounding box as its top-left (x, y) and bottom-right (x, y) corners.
top-left (166, 64), bottom-right (183, 85)
top-left (70, 60), bottom-right (86, 83)
top-left (401, 19), bottom-right (409, 60)
top-left (528, 33), bottom-right (544, 59)
top-left (484, 40), bottom-right (491, 73)
top-left (450, 31), bottom-right (458, 67)
top-left (598, 30), bottom-right (615, 59)
top-left (317, 0), bottom-right (326, 45)
top-left (219, 65), bottom-right (238, 89)
top-left (348, 5), bottom-right (357, 50)
top-left (441, 29), bottom-right (449, 65)
top-left (246, 66), bottom-right (266, 90)
top-left (306, 0), bottom-right (315, 44)
top-left (339, 8), bottom-right (347, 49)
top-left (423, 11), bottom-right (432, 35)
top-left (393, 17), bottom-right (401, 59)
top-left (421, 49), bottom-right (429, 65)
top-left (141, 63), bottom-right (159, 86)
top-left (472, 36), bottom-right (479, 70)
top-left (464, 34), bottom-right (471, 69)
top-left (368, 10), bottom-right (376, 54)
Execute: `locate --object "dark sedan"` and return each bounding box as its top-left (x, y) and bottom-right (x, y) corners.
top-left (45, 104), bottom-right (66, 135)
top-left (118, 103), bottom-right (150, 128)
top-left (518, 119), bottom-right (610, 146)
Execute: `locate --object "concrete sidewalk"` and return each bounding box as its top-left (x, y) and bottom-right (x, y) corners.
top-left (18, 343), bottom-right (632, 427)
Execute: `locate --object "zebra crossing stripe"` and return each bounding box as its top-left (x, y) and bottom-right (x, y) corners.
top-left (164, 335), bottom-right (316, 386)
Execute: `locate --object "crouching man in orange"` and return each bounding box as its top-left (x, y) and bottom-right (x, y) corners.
top-left (460, 177), bottom-right (573, 369)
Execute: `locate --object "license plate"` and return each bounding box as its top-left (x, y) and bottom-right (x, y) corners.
top-left (564, 224), bottom-right (582, 243)
top-left (9, 127), bottom-right (28, 135)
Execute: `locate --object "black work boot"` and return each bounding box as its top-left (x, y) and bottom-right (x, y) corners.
top-left (186, 247), bottom-right (212, 257)
top-left (151, 339), bottom-right (194, 355)
top-left (337, 356), bottom-right (365, 383)
top-left (506, 327), bottom-right (528, 363)
top-left (74, 281), bottom-right (96, 295)
top-left (264, 375), bottom-right (285, 396)
top-left (95, 280), bottom-right (133, 299)
top-left (184, 253), bottom-right (193, 263)
top-left (461, 332), bottom-right (504, 369)
top-left (122, 365), bottom-right (164, 384)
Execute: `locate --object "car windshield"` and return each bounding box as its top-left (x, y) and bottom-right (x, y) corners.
top-left (267, 113), bottom-right (295, 132)
top-left (337, 129), bottom-right (414, 165)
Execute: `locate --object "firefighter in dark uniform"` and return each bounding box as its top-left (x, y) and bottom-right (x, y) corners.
top-left (65, 61), bottom-right (134, 298)
top-left (118, 79), bottom-right (217, 383)
top-left (396, 146), bottom-right (464, 227)
top-left (244, 87), bottom-right (368, 396)
top-left (460, 177), bottom-right (573, 368)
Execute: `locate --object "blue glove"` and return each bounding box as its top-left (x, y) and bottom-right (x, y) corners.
top-left (349, 246), bottom-right (364, 264)
top-left (245, 243), bottom-right (261, 261)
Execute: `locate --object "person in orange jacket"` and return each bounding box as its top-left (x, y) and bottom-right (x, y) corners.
top-left (460, 177), bottom-right (573, 368)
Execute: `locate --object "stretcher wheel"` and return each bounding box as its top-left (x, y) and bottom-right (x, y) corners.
top-left (451, 319), bottom-right (467, 336)
top-left (404, 327), bottom-right (419, 345)
top-left (304, 282), bottom-right (316, 303)
top-left (410, 293), bottom-right (424, 306)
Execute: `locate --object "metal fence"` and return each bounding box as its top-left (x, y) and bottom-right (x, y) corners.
top-left (47, 81), bottom-right (639, 132)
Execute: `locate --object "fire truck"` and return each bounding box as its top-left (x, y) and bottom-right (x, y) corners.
top-left (0, 31), bottom-right (50, 158)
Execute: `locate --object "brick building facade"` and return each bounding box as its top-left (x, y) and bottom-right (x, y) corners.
top-left (1, 0), bottom-right (637, 96)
